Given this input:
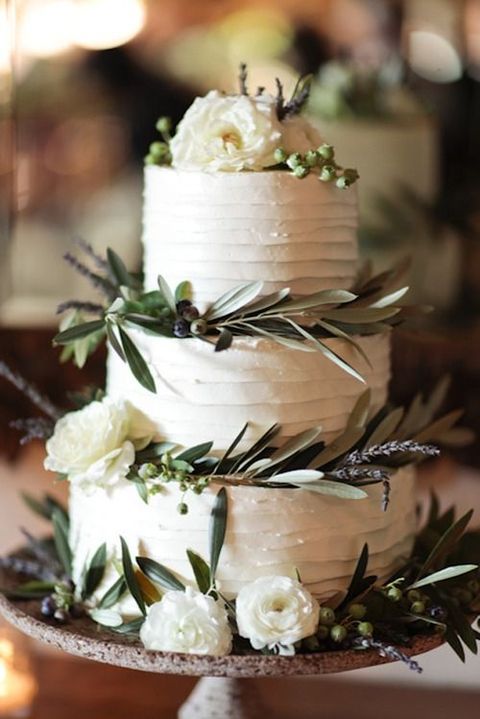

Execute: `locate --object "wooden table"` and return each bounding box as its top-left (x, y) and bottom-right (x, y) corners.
top-left (29, 654), bottom-right (480, 719)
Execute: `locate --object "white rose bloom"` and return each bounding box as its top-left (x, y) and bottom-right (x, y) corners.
top-left (236, 576), bottom-right (320, 655)
top-left (140, 588), bottom-right (232, 656)
top-left (44, 398), bottom-right (135, 491)
top-left (280, 114), bottom-right (323, 155)
top-left (170, 90), bottom-right (282, 172)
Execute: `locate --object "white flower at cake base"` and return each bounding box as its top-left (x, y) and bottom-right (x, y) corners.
top-left (236, 576), bottom-right (320, 655)
top-left (170, 90), bottom-right (282, 172)
top-left (44, 398), bottom-right (136, 492)
top-left (140, 588), bottom-right (232, 656)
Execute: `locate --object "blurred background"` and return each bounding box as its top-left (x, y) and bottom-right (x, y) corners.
top-left (0, 1), bottom-right (479, 715)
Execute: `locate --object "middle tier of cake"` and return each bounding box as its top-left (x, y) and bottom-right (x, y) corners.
top-left (107, 331), bottom-right (391, 451)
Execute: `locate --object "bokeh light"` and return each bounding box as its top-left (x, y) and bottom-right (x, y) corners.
top-left (73, 0), bottom-right (146, 51)
top-left (408, 30), bottom-right (462, 83)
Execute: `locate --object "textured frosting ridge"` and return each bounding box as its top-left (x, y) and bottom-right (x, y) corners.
top-left (107, 332), bottom-right (391, 451)
top-left (142, 166), bottom-right (359, 305)
top-left (70, 467), bottom-right (417, 604)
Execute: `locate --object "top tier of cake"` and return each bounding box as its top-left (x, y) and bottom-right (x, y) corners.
top-left (142, 166), bottom-right (359, 306)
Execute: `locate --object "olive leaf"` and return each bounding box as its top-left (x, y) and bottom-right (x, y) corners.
top-left (295, 481), bottom-right (368, 499)
top-left (106, 322), bottom-right (126, 361)
top-left (90, 608), bottom-right (123, 627)
top-left (251, 426), bottom-right (322, 476)
top-left (367, 407), bottom-right (405, 447)
top-left (241, 288), bottom-right (291, 315)
top-left (81, 543), bottom-right (107, 600)
top-left (262, 289), bottom-right (356, 315)
top-left (308, 427), bottom-right (364, 469)
top-left (416, 510), bottom-right (474, 579)
top-left (414, 410), bottom-right (464, 443)
top-left (206, 281), bottom-right (264, 321)
top-left (53, 319), bottom-right (106, 345)
top-left (3, 581), bottom-right (56, 599)
top-left (265, 469), bottom-right (324, 483)
top-left (97, 576), bottom-right (127, 609)
top-left (209, 487), bottom-right (228, 586)
top-left (370, 286), bottom-right (409, 308)
top-left (157, 275), bottom-right (177, 314)
top-left (186, 549), bottom-right (211, 594)
top-left (214, 423), bottom-right (249, 475)
top-left (118, 326), bottom-right (156, 394)
top-left (409, 564), bottom-right (477, 590)
top-left (215, 329), bottom-right (233, 353)
top-left (340, 544), bottom-right (376, 608)
top-left (136, 556), bottom-right (186, 592)
top-left (120, 537), bottom-right (146, 616)
top-left (107, 248), bottom-right (133, 288)
top-left (52, 508), bottom-right (72, 576)
top-left (110, 618), bottom-right (144, 636)
top-left (321, 307), bottom-right (400, 324)
top-left (232, 423), bottom-right (280, 473)
top-left (176, 442), bottom-right (214, 464)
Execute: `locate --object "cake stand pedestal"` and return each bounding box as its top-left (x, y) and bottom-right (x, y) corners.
top-left (0, 586), bottom-right (443, 719)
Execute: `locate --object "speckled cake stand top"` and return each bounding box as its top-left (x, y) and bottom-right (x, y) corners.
top-left (0, 563), bottom-right (443, 718)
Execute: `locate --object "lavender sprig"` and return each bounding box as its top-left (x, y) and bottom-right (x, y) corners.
top-left (345, 440), bottom-right (440, 466)
top-left (56, 300), bottom-right (104, 316)
top-left (10, 417), bottom-right (54, 445)
top-left (0, 556), bottom-right (58, 583)
top-left (353, 637), bottom-right (423, 673)
top-left (0, 361), bottom-right (62, 420)
top-left (329, 467), bottom-right (390, 483)
top-left (238, 63), bottom-right (248, 95)
top-left (275, 77), bottom-right (285, 118)
top-left (63, 252), bottom-right (116, 300)
top-left (73, 237), bottom-right (109, 273)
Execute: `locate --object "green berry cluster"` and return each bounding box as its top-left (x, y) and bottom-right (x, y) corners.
top-left (135, 452), bottom-right (211, 513)
top-left (304, 602), bottom-right (374, 650)
top-left (273, 144), bottom-right (359, 188)
top-left (144, 117), bottom-right (173, 166)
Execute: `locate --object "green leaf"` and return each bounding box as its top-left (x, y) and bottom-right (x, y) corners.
top-left (263, 289), bottom-right (357, 314)
top-left (90, 608), bottom-right (123, 627)
top-left (443, 598), bottom-right (478, 655)
top-left (414, 410), bottom-right (464, 443)
top-left (370, 286), bottom-right (409, 308)
top-left (410, 565), bottom-right (477, 590)
top-left (174, 280), bottom-right (192, 303)
top-left (341, 544), bottom-right (372, 607)
top-left (120, 537), bottom-right (146, 616)
top-left (445, 626), bottom-right (466, 662)
top-left (256, 427), bottom-right (322, 476)
top-left (233, 424), bottom-right (280, 473)
top-left (308, 427), bottom-right (365, 469)
top-left (206, 281), bottom-right (264, 321)
top-left (209, 487), bottom-right (228, 586)
top-left (367, 407), bottom-right (405, 446)
top-left (53, 319), bottom-right (106, 345)
top-left (127, 474), bottom-right (149, 504)
top-left (176, 442), bottom-right (213, 464)
top-left (3, 581), bottom-right (56, 599)
top-left (417, 510), bottom-right (474, 579)
top-left (52, 508), bottom-right (72, 576)
top-left (423, 376), bottom-right (451, 423)
top-left (136, 556), bottom-right (186, 592)
top-left (118, 326), bottom-right (156, 393)
top-left (135, 441), bottom-right (177, 463)
top-left (321, 307), bottom-right (400, 324)
top-left (267, 470), bottom-right (324, 483)
top-left (186, 550), bottom-right (211, 594)
top-left (107, 248), bottom-right (132, 288)
top-left (106, 322), bottom-right (126, 362)
top-left (110, 618), bottom-right (144, 636)
top-left (97, 576), bottom-right (127, 609)
top-left (81, 543), bottom-right (107, 600)
top-left (315, 339), bottom-right (365, 384)
top-left (215, 423), bottom-right (249, 475)
top-left (241, 288), bottom-right (291, 315)
top-left (296, 480), bottom-right (368, 499)
top-left (157, 275), bottom-right (177, 314)
top-left (21, 493), bottom-right (52, 521)
top-left (215, 329), bottom-right (234, 352)
top-left (347, 389), bottom-right (372, 430)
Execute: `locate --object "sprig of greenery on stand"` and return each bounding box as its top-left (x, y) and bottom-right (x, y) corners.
top-left (1, 490), bottom-right (478, 670)
top-left (53, 242), bottom-right (419, 393)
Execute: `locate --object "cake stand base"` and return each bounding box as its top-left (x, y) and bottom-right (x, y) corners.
top-left (178, 678), bottom-right (263, 719)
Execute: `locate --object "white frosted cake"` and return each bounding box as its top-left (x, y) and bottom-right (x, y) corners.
top-left (51, 80), bottom-right (423, 612)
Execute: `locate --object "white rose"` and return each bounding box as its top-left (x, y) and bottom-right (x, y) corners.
top-left (170, 90), bottom-right (282, 172)
top-left (44, 398), bottom-right (135, 491)
top-left (140, 588), bottom-right (232, 656)
top-left (280, 114), bottom-right (323, 155)
top-left (236, 576), bottom-right (320, 655)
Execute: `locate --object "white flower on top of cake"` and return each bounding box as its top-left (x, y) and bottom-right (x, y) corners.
top-left (170, 90), bottom-right (283, 172)
top-left (44, 397), bottom-right (147, 492)
top-left (140, 588), bottom-right (232, 656)
top-left (235, 576), bottom-right (320, 655)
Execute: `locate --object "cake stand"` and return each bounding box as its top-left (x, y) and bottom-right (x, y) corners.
top-left (0, 561), bottom-right (444, 719)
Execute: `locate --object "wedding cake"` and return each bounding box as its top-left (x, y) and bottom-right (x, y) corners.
top-left (37, 70), bottom-right (471, 658)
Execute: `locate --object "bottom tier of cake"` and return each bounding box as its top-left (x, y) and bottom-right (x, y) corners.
top-left (70, 467), bottom-right (417, 612)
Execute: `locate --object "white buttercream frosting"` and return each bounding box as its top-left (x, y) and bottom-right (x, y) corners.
top-left (106, 332), bottom-right (391, 452)
top-left (70, 467), bottom-right (417, 606)
top-left (142, 166), bottom-right (359, 306)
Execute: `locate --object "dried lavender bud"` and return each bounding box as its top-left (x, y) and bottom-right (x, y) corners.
top-left (353, 637), bottom-right (423, 674)
top-left (345, 441), bottom-right (440, 466)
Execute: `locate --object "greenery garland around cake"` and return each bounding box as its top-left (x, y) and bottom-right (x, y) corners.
top-left (1, 486), bottom-right (479, 670)
top-left (52, 240), bottom-right (421, 392)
